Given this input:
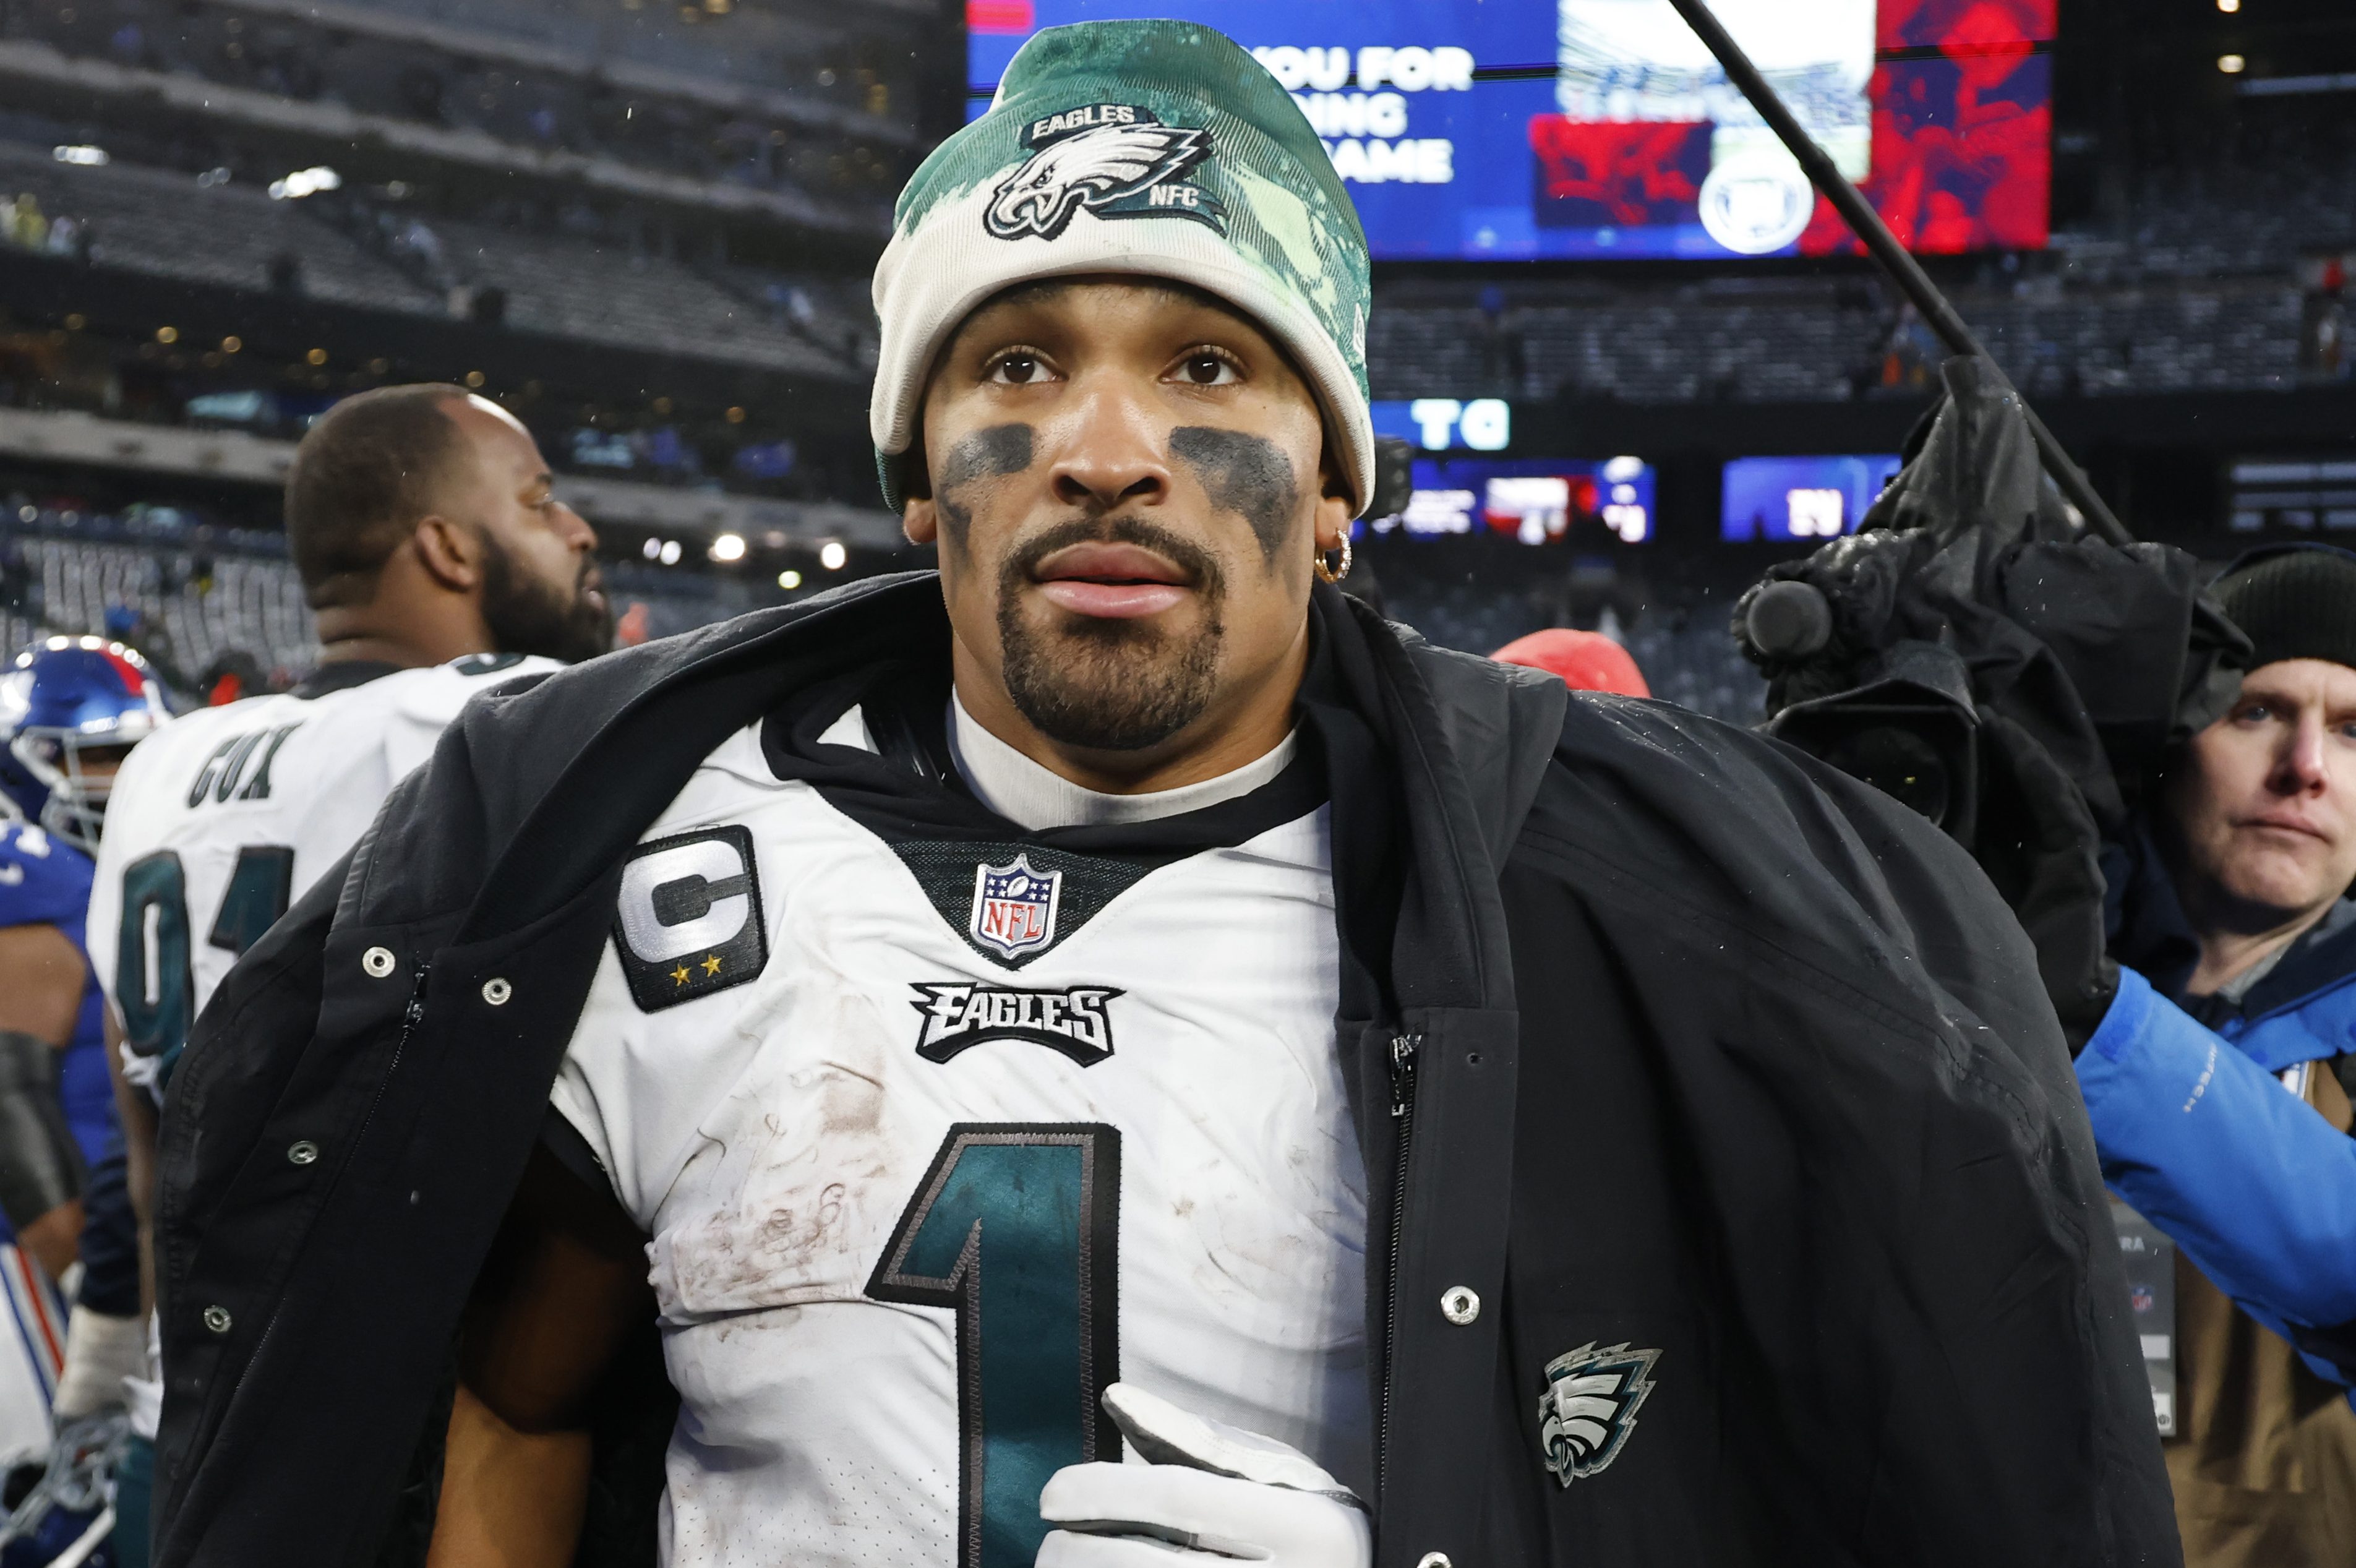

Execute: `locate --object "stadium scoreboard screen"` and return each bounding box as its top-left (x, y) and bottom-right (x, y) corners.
top-left (1368, 455), bottom-right (1656, 545)
top-left (1721, 453), bottom-right (1901, 541)
top-left (968, 0), bottom-right (2054, 260)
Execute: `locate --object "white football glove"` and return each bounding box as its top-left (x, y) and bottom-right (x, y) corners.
top-left (50, 1304), bottom-right (146, 1420)
top-left (1036, 1382), bottom-right (1372, 1566)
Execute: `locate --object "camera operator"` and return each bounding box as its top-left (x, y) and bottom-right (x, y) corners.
top-left (2076, 542), bottom-right (2356, 1562)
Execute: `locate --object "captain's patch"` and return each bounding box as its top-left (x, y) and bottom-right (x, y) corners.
top-left (1538, 1342), bottom-right (1660, 1486)
top-left (910, 982), bottom-right (1121, 1066)
top-left (613, 825), bottom-right (767, 1011)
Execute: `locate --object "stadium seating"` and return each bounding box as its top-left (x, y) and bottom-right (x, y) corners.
top-left (1, 510), bottom-right (313, 690)
top-left (0, 0), bottom-right (917, 223)
top-left (2107, 137), bottom-right (2356, 281)
top-left (424, 215), bottom-right (861, 377)
top-left (0, 141), bottom-right (441, 312)
top-left (1366, 273), bottom-right (2307, 405)
top-left (0, 139), bottom-right (875, 385)
top-left (0, 503), bottom-right (840, 696)
top-left (1623, 601), bottom-right (1766, 725)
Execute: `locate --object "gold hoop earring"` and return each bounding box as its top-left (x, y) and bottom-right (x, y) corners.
top-left (1314, 533), bottom-right (1353, 584)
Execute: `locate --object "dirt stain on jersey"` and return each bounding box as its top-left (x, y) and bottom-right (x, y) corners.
top-left (655, 989), bottom-right (902, 1318)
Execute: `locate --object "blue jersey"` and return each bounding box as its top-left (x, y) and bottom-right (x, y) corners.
top-left (0, 820), bottom-right (113, 1245)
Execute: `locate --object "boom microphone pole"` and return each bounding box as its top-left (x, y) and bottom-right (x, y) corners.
top-left (1661, 0), bottom-right (2133, 546)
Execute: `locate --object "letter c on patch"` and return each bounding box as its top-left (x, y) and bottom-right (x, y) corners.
top-left (610, 824), bottom-right (768, 1012)
top-left (620, 838), bottom-right (750, 962)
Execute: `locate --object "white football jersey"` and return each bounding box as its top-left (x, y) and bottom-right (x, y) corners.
top-left (551, 714), bottom-right (1368, 1567)
top-left (87, 654), bottom-right (562, 1097)
top-left (81, 653), bottom-right (559, 1444)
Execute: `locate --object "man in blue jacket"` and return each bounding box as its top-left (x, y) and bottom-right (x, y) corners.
top-left (2076, 542), bottom-right (2356, 1562)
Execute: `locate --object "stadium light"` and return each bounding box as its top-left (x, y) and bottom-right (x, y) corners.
top-left (155, 326), bottom-right (178, 345)
top-left (51, 145), bottom-right (108, 166)
top-left (642, 538), bottom-right (660, 560)
top-left (820, 541), bottom-right (849, 571)
top-left (658, 539), bottom-right (683, 566)
top-left (221, 335), bottom-right (241, 353)
top-left (2217, 0), bottom-right (2239, 10)
top-left (268, 165), bottom-right (342, 200)
top-left (778, 570), bottom-right (802, 589)
top-left (709, 533), bottom-right (747, 563)
top-left (2218, 53), bottom-right (2247, 73)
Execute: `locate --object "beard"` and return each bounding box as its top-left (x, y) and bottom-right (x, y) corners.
top-left (995, 515), bottom-right (1225, 753)
top-left (479, 536), bottom-right (612, 666)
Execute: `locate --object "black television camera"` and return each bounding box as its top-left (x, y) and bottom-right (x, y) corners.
top-left (1731, 356), bottom-right (2251, 1038)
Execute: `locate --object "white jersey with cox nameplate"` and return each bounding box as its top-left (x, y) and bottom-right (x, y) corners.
top-left (550, 713), bottom-right (1369, 1568)
top-left (88, 654), bottom-right (562, 1100)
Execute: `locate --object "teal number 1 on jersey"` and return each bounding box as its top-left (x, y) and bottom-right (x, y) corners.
top-left (867, 1124), bottom-right (1121, 1568)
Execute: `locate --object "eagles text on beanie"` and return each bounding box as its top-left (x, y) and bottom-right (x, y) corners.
top-left (2212, 544), bottom-right (2356, 674)
top-left (868, 19), bottom-right (1374, 516)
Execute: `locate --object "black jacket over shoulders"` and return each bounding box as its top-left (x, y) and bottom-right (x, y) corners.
top-left (151, 574), bottom-right (2177, 1568)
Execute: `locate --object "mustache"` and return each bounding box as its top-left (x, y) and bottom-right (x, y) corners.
top-left (1003, 513), bottom-right (1226, 599)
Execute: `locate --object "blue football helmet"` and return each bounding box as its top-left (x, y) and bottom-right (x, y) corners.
top-left (0, 637), bottom-right (171, 850)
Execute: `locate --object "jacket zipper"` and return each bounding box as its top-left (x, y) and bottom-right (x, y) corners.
top-left (206, 961), bottom-right (431, 1443)
top-left (1378, 1027), bottom-right (1421, 1497)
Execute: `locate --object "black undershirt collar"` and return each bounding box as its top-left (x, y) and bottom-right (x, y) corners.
top-left (289, 658), bottom-right (405, 700)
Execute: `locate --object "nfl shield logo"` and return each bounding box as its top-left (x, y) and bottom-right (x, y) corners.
top-left (969, 854), bottom-right (1061, 961)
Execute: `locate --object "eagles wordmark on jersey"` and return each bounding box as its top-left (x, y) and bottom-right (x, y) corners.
top-left (552, 709), bottom-right (1369, 1567)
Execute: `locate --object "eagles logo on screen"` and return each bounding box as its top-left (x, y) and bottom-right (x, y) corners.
top-left (985, 103), bottom-right (1224, 241)
top-left (612, 824), bottom-right (768, 1012)
top-left (1536, 1341), bottom-right (1661, 1486)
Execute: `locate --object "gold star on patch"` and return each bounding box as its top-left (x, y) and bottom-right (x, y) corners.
top-left (702, 954), bottom-right (722, 976)
top-left (671, 964), bottom-right (691, 985)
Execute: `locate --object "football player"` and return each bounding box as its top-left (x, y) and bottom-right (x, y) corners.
top-left (0, 637), bottom-right (166, 1457)
top-left (157, 25), bottom-right (2174, 1568)
top-left (69, 383), bottom-right (602, 1566)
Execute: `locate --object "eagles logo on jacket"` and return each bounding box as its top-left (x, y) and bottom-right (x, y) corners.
top-left (150, 575), bottom-right (2178, 1568)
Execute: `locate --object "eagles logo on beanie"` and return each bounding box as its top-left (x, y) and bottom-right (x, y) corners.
top-left (869, 19), bottom-right (1374, 516)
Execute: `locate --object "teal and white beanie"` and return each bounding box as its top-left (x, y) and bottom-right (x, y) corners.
top-left (870, 19), bottom-right (1374, 515)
